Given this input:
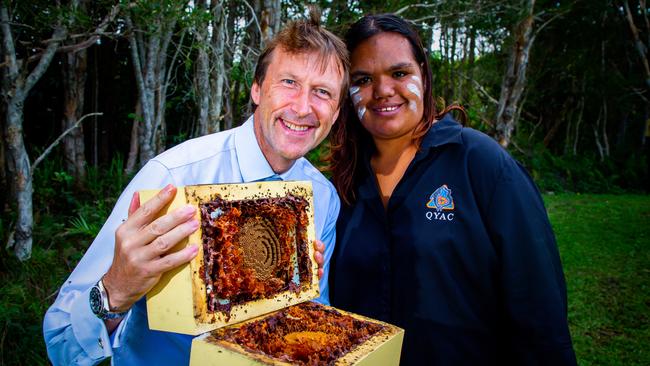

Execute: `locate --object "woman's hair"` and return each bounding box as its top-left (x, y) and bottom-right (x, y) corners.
top-left (328, 13), bottom-right (464, 205)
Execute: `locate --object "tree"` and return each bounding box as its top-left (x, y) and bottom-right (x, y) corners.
top-left (1, 2), bottom-right (69, 260)
top-left (193, 0), bottom-right (227, 136)
top-left (1, 0), bottom-right (117, 260)
top-left (494, 0), bottom-right (536, 148)
top-left (125, 0), bottom-right (188, 166)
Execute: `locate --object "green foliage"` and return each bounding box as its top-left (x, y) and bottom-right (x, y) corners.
top-left (512, 144), bottom-right (649, 193)
top-left (1, 155), bottom-right (132, 364)
top-left (67, 214), bottom-right (101, 238)
top-left (545, 194), bottom-right (650, 365)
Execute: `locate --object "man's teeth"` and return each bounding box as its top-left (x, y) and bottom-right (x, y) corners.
top-left (378, 106), bottom-right (399, 112)
top-left (283, 120), bottom-right (309, 131)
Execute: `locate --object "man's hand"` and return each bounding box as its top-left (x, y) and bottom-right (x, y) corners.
top-left (103, 184), bottom-right (199, 312)
top-left (314, 240), bottom-right (325, 279)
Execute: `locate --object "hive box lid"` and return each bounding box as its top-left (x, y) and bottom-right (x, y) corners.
top-left (141, 181), bottom-right (320, 335)
top-left (189, 302), bottom-right (405, 366)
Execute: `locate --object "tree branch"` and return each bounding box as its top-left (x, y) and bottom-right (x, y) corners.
top-left (24, 25), bottom-right (67, 93)
top-left (240, 0), bottom-right (262, 35)
top-left (0, 4), bottom-right (19, 77)
top-left (623, 0), bottom-right (650, 89)
top-left (459, 72), bottom-right (499, 105)
top-left (31, 112), bottom-right (103, 174)
top-left (0, 3), bottom-right (120, 68)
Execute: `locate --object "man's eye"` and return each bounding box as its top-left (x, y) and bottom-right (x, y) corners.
top-left (316, 88), bottom-right (331, 98)
top-left (282, 79), bottom-right (295, 85)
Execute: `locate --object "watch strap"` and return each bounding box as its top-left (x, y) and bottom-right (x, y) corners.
top-left (94, 279), bottom-right (129, 320)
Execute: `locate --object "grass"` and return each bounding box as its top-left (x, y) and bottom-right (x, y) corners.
top-left (0, 193), bottom-right (648, 365)
top-left (544, 193), bottom-right (650, 365)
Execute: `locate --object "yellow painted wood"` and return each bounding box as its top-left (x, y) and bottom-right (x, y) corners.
top-left (189, 303), bottom-right (404, 366)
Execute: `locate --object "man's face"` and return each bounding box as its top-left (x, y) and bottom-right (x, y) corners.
top-left (252, 47), bottom-right (343, 173)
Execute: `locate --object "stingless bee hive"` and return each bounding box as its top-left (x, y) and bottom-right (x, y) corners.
top-left (141, 181), bottom-right (319, 335)
top-left (190, 302), bottom-right (404, 366)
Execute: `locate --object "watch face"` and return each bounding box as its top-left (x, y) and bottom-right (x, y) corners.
top-left (90, 286), bottom-right (105, 316)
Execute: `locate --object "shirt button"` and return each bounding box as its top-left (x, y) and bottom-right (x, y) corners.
top-left (98, 337), bottom-right (104, 349)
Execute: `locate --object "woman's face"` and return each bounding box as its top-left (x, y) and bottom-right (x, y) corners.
top-left (349, 32), bottom-right (424, 142)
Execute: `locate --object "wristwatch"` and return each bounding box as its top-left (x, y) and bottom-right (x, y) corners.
top-left (90, 278), bottom-right (129, 320)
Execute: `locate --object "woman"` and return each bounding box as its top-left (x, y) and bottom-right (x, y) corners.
top-left (328, 14), bottom-right (576, 365)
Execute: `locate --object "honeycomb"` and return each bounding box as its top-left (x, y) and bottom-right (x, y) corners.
top-left (208, 302), bottom-right (386, 366)
top-left (199, 195), bottom-right (312, 315)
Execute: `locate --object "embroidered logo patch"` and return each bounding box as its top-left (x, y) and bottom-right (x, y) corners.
top-left (426, 184), bottom-right (455, 211)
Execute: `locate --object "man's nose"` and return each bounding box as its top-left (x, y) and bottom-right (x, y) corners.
top-left (373, 76), bottom-right (395, 99)
top-left (292, 88), bottom-right (312, 117)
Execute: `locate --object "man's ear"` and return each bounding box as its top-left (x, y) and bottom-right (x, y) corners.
top-left (251, 81), bottom-right (261, 105)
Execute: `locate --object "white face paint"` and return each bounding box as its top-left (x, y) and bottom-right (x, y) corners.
top-left (349, 86), bottom-right (360, 96)
top-left (406, 83), bottom-right (421, 99)
top-left (357, 106), bottom-right (366, 120)
top-left (352, 93), bottom-right (362, 105)
top-left (405, 75), bottom-right (422, 112)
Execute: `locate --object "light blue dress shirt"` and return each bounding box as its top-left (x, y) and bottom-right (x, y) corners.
top-left (43, 116), bottom-right (340, 365)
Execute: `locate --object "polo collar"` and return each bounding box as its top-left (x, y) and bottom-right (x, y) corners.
top-left (419, 113), bottom-right (463, 149)
top-left (357, 113), bottom-right (463, 204)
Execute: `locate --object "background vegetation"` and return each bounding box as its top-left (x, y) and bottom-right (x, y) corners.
top-left (0, 0), bottom-right (648, 364)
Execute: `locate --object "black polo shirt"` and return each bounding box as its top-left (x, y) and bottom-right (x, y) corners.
top-left (330, 115), bottom-right (576, 365)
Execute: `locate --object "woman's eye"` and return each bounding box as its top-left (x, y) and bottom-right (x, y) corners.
top-left (354, 76), bottom-right (370, 85)
top-left (394, 71), bottom-right (407, 78)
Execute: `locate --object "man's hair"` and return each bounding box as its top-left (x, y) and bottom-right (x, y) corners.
top-left (252, 7), bottom-right (349, 107)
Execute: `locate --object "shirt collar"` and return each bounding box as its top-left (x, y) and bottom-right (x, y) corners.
top-left (234, 116), bottom-right (280, 182)
top-left (360, 114), bottom-right (463, 170)
top-left (419, 113), bottom-right (463, 149)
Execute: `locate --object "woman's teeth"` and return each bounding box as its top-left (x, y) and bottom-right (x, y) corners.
top-left (283, 120), bottom-right (309, 131)
top-left (377, 105), bottom-right (399, 112)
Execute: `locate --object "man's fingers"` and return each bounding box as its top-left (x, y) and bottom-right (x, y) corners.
top-left (314, 251), bottom-right (324, 267)
top-left (142, 218), bottom-right (199, 260)
top-left (128, 184), bottom-right (177, 228)
top-left (151, 244), bottom-right (199, 274)
top-left (128, 192), bottom-right (141, 217)
top-left (313, 240), bottom-right (325, 278)
top-left (313, 240), bottom-right (325, 255)
top-left (134, 204), bottom-right (197, 249)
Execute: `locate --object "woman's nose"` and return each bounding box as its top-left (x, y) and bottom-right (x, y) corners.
top-left (373, 76), bottom-right (396, 99)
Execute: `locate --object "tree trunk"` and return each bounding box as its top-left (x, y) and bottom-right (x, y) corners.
top-left (125, 99), bottom-right (141, 175)
top-left (623, 0), bottom-right (650, 89)
top-left (209, 0), bottom-right (226, 133)
top-left (4, 101), bottom-right (33, 260)
top-left (194, 0), bottom-right (226, 136)
top-left (62, 49), bottom-right (88, 184)
top-left (1, 4), bottom-right (67, 260)
top-left (495, 0), bottom-right (536, 148)
top-left (194, 0), bottom-right (211, 136)
top-left (260, 0), bottom-right (281, 48)
top-left (126, 3), bottom-right (183, 165)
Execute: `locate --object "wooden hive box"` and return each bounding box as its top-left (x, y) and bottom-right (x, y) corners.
top-left (189, 301), bottom-right (404, 366)
top-left (141, 181), bottom-right (320, 336)
top-left (141, 181), bottom-right (404, 365)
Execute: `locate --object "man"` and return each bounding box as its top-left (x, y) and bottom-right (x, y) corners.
top-left (44, 11), bottom-right (349, 365)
